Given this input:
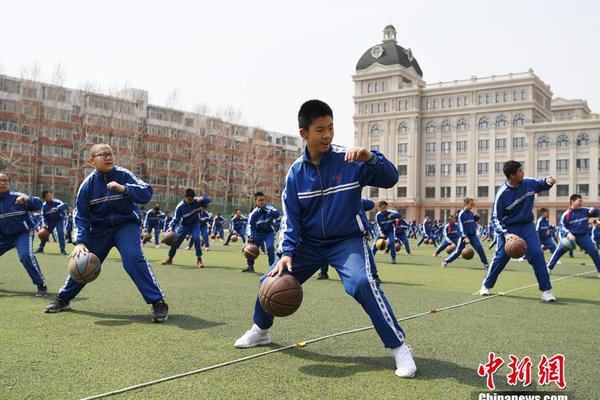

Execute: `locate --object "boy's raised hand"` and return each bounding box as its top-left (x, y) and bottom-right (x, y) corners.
top-left (15, 195), bottom-right (29, 205)
top-left (107, 182), bottom-right (125, 193)
top-left (344, 147), bottom-right (373, 163)
top-left (268, 255), bottom-right (293, 277)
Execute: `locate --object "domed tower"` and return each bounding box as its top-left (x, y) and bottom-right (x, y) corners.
top-left (352, 25), bottom-right (425, 219)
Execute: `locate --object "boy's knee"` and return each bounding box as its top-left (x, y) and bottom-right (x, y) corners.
top-left (345, 275), bottom-right (371, 297)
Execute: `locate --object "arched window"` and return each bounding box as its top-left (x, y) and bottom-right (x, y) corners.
top-left (513, 113), bottom-right (525, 127)
top-left (398, 122), bottom-right (408, 133)
top-left (441, 120), bottom-right (451, 132)
top-left (457, 118), bottom-right (468, 131)
top-left (577, 133), bottom-right (589, 146)
top-left (557, 135), bottom-right (569, 148)
top-left (496, 115), bottom-right (507, 128)
top-left (478, 116), bottom-right (489, 129)
top-left (426, 121), bottom-right (437, 133)
top-left (537, 136), bottom-right (550, 149)
top-left (371, 125), bottom-right (381, 136)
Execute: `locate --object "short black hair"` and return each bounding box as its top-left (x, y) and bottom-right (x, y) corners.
top-left (254, 191), bottom-right (265, 199)
top-left (540, 208), bottom-right (549, 213)
top-left (570, 194), bottom-right (582, 203)
top-left (235, 208), bottom-right (241, 212)
top-left (503, 160), bottom-right (522, 179)
top-left (153, 204), bottom-right (160, 210)
top-left (184, 188), bottom-right (196, 198)
top-left (42, 190), bottom-right (52, 198)
top-left (378, 200), bottom-right (388, 206)
top-left (298, 100), bottom-right (333, 130)
top-left (463, 198), bottom-right (474, 205)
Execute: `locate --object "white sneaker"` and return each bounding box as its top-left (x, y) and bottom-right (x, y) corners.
top-left (518, 257), bottom-right (526, 262)
top-left (596, 272), bottom-right (600, 279)
top-left (392, 344), bottom-right (417, 378)
top-left (441, 261), bottom-right (448, 268)
top-left (557, 261), bottom-right (562, 265)
top-left (479, 285), bottom-right (490, 296)
top-left (547, 267), bottom-right (552, 276)
top-left (234, 324), bottom-right (272, 348)
top-left (541, 290), bottom-right (556, 302)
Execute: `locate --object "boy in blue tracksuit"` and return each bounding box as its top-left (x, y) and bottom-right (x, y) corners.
top-left (163, 211), bottom-right (173, 232)
top-left (417, 217), bottom-right (436, 246)
top-left (36, 191), bottom-right (68, 255)
top-left (45, 144), bottom-right (168, 321)
top-left (394, 215), bottom-right (411, 255)
top-left (65, 207), bottom-right (73, 243)
top-left (234, 100), bottom-right (416, 378)
top-left (198, 209), bottom-right (212, 250)
top-left (434, 215), bottom-right (459, 256)
top-left (372, 201), bottom-right (400, 263)
top-left (592, 220), bottom-right (600, 250)
top-left (0, 173), bottom-right (47, 296)
top-left (143, 204), bottom-right (165, 247)
top-left (162, 189), bottom-right (211, 268)
top-left (547, 194), bottom-right (600, 277)
top-left (443, 199), bottom-right (489, 268)
top-left (536, 208), bottom-right (556, 254)
top-left (224, 208), bottom-right (247, 245)
top-left (212, 213), bottom-right (225, 239)
top-left (242, 192), bottom-right (280, 273)
top-left (481, 160), bottom-right (556, 301)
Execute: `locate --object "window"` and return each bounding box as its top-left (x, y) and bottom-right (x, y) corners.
top-left (398, 122), bottom-right (408, 133)
top-left (457, 141), bottom-right (467, 153)
top-left (371, 125), bottom-right (381, 136)
top-left (457, 118), bottom-right (468, 131)
top-left (512, 137), bottom-right (526, 149)
top-left (478, 116), bottom-right (489, 129)
top-left (557, 135), bottom-right (569, 147)
top-left (496, 115), bottom-right (507, 128)
top-left (576, 184), bottom-right (589, 196)
top-left (426, 142), bottom-right (436, 155)
top-left (426, 164), bottom-right (436, 176)
top-left (426, 121), bottom-right (437, 133)
top-left (513, 113), bottom-right (525, 127)
top-left (425, 209), bottom-right (436, 220)
top-left (576, 159), bottom-right (589, 172)
top-left (479, 210), bottom-right (489, 223)
top-left (495, 138), bottom-right (507, 151)
top-left (440, 209), bottom-right (452, 221)
top-left (478, 139), bottom-right (489, 151)
top-left (557, 159), bottom-right (569, 173)
top-left (577, 133), bottom-right (589, 146)
top-left (557, 185), bottom-right (569, 197)
top-left (441, 163), bottom-right (451, 176)
top-left (397, 187), bottom-right (407, 197)
top-left (495, 162), bottom-right (504, 175)
top-left (537, 160), bottom-right (550, 173)
top-left (397, 165), bottom-right (407, 176)
top-left (456, 163), bottom-right (467, 176)
top-left (441, 120), bottom-right (452, 132)
top-left (478, 186), bottom-right (489, 198)
top-left (440, 187), bottom-right (451, 198)
top-left (425, 187), bottom-right (436, 198)
top-left (397, 143), bottom-right (407, 155)
top-left (521, 89), bottom-right (526, 100)
top-left (456, 186), bottom-right (467, 198)
top-left (371, 145), bottom-right (380, 151)
top-left (370, 187), bottom-right (379, 198)
top-left (537, 136), bottom-right (550, 149)
top-left (478, 163), bottom-right (489, 175)
top-left (441, 141), bottom-right (452, 154)
top-left (537, 190), bottom-right (549, 197)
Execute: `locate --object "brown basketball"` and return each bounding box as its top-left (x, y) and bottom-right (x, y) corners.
top-left (461, 247), bottom-right (475, 260)
top-left (38, 228), bottom-right (51, 241)
top-left (215, 233), bottom-right (220, 239)
top-left (68, 252), bottom-right (102, 284)
top-left (375, 238), bottom-right (387, 250)
top-left (446, 244), bottom-right (457, 254)
top-left (505, 235), bottom-right (528, 258)
top-left (231, 234), bottom-right (238, 242)
top-left (211, 233), bottom-right (216, 239)
top-left (244, 243), bottom-right (260, 260)
top-left (425, 238), bottom-right (431, 245)
top-left (162, 231), bottom-right (178, 247)
top-left (143, 232), bottom-right (152, 241)
top-left (395, 242), bottom-right (401, 252)
top-left (258, 274), bottom-right (303, 317)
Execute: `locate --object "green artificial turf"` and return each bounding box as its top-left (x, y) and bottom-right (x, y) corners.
top-left (0, 237), bottom-right (598, 400)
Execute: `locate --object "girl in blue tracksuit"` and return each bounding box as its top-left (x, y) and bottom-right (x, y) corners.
top-left (434, 215), bottom-right (459, 256)
top-left (547, 194), bottom-right (600, 273)
top-left (417, 217), bottom-right (436, 246)
top-left (0, 173), bottom-right (46, 295)
top-left (36, 191), bottom-right (69, 254)
top-left (46, 144), bottom-right (167, 320)
top-left (235, 100), bottom-right (416, 379)
top-left (443, 199), bottom-right (489, 268)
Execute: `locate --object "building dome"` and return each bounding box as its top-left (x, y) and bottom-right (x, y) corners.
top-left (355, 25), bottom-right (423, 76)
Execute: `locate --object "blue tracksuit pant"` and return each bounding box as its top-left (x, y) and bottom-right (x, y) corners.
top-left (171, 224), bottom-right (202, 259)
top-left (38, 220), bottom-right (65, 252)
top-left (445, 233), bottom-right (488, 265)
top-left (147, 223), bottom-right (161, 245)
top-left (254, 236), bottom-right (405, 349)
top-left (434, 238), bottom-right (457, 255)
top-left (248, 233), bottom-right (275, 267)
top-left (417, 230), bottom-right (437, 246)
top-left (540, 237), bottom-right (556, 254)
top-left (212, 225), bottom-right (224, 239)
top-left (488, 234), bottom-right (497, 249)
top-left (200, 226), bottom-right (210, 248)
top-left (547, 233), bottom-right (600, 272)
top-left (372, 229), bottom-right (396, 260)
top-left (58, 223), bottom-right (163, 303)
top-left (397, 235), bottom-right (411, 254)
top-left (225, 228), bottom-right (246, 245)
top-left (0, 230), bottom-right (45, 286)
top-left (483, 223), bottom-right (551, 291)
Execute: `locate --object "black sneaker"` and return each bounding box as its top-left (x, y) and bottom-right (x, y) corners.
top-left (35, 285), bottom-right (48, 297)
top-left (44, 297), bottom-right (71, 313)
top-left (34, 248), bottom-right (43, 254)
top-left (241, 267), bottom-right (255, 273)
top-left (60, 250), bottom-right (67, 255)
top-left (317, 272), bottom-right (329, 280)
top-left (373, 274), bottom-right (382, 285)
top-left (152, 300), bottom-right (169, 323)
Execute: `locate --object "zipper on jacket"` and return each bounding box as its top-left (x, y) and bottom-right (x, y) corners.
top-left (103, 174), bottom-right (114, 226)
top-left (316, 164), bottom-right (326, 239)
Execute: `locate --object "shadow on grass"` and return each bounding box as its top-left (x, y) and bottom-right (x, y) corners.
top-left (288, 348), bottom-right (481, 387)
top-left (503, 294), bottom-right (600, 306)
top-left (70, 309), bottom-right (225, 331)
top-left (0, 287), bottom-right (89, 301)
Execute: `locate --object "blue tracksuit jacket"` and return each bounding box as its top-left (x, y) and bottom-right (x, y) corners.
top-left (41, 198), bottom-right (68, 226)
top-left (0, 191), bottom-right (43, 235)
top-left (376, 210), bottom-right (400, 233)
top-left (169, 196), bottom-right (212, 229)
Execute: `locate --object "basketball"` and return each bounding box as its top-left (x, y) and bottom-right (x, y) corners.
top-left (143, 232), bottom-right (152, 241)
top-left (505, 235), bottom-right (527, 258)
top-left (244, 243), bottom-right (260, 260)
top-left (560, 237), bottom-right (576, 251)
top-left (258, 274), bottom-right (303, 317)
top-left (461, 247), bottom-right (474, 260)
top-left (231, 234), bottom-right (238, 242)
top-left (395, 242), bottom-right (401, 252)
top-left (375, 238), bottom-right (386, 250)
top-left (38, 228), bottom-right (51, 241)
top-left (216, 233), bottom-right (220, 239)
top-left (68, 251), bottom-right (101, 284)
top-left (162, 231), bottom-right (177, 246)
top-left (446, 244), bottom-right (456, 254)
top-left (211, 233), bottom-right (216, 239)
